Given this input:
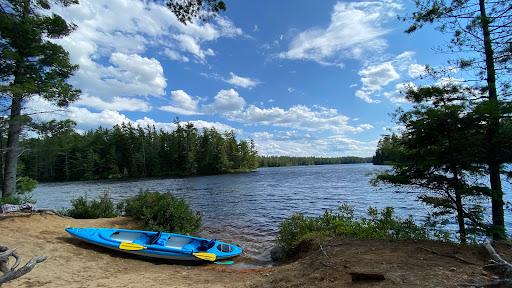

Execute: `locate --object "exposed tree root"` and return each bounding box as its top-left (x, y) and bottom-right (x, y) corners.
top-left (0, 246), bottom-right (47, 286)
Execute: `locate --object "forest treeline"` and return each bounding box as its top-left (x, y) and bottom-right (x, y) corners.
top-left (18, 120), bottom-right (258, 182)
top-left (372, 135), bottom-right (403, 165)
top-left (258, 156), bottom-right (371, 167)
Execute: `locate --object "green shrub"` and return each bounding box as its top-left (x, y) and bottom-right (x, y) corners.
top-left (121, 190), bottom-right (201, 234)
top-left (0, 177), bottom-right (38, 205)
top-left (66, 193), bottom-right (119, 219)
top-left (278, 204), bottom-right (440, 257)
top-left (16, 176), bottom-right (38, 194)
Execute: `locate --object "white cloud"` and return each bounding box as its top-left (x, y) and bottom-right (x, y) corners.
top-left (355, 51), bottom-right (417, 103)
top-left (408, 63), bottom-right (427, 78)
top-left (356, 61), bottom-right (399, 103)
top-left (206, 89), bottom-right (246, 113)
top-left (252, 131), bottom-right (377, 157)
top-left (163, 48), bottom-right (189, 62)
top-left (225, 72), bottom-right (259, 88)
top-left (382, 82), bottom-right (416, 104)
top-left (105, 52), bottom-right (167, 97)
top-left (279, 0), bottom-right (402, 65)
top-left (227, 104), bottom-right (373, 133)
top-left (174, 34), bottom-right (215, 61)
top-left (50, 0), bottom-right (243, 110)
top-left (359, 62), bottom-right (400, 90)
top-left (25, 96), bottom-right (236, 133)
top-left (76, 95), bottom-right (151, 112)
top-left (160, 90), bottom-right (202, 115)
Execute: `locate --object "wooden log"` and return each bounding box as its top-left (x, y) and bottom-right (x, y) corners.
top-left (349, 272), bottom-right (385, 282)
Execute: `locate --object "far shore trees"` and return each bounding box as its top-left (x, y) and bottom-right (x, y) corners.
top-left (21, 121), bottom-right (258, 181)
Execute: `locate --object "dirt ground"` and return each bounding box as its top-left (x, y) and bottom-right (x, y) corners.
top-left (0, 213), bottom-right (508, 287)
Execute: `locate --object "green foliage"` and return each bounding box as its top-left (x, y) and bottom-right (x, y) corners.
top-left (16, 176), bottom-right (38, 194)
top-left (372, 134), bottom-right (404, 165)
top-left (167, 0), bottom-right (226, 24)
top-left (258, 156), bottom-right (371, 167)
top-left (19, 121), bottom-right (258, 181)
top-left (278, 204), bottom-right (438, 257)
top-left (374, 86), bottom-right (500, 243)
top-left (66, 193), bottom-right (119, 219)
top-left (121, 191), bottom-right (201, 234)
top-left (0, 176), bottom-right (38, 204)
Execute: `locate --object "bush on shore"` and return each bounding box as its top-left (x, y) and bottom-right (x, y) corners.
top-left (119, 190), bottom-right (202, 235)
top-left (0, 177), bottom-right (38, 205)
top-left (66, 193), bottom-right (119, 219)
top-left (278, 204), bottom-right (446, 257)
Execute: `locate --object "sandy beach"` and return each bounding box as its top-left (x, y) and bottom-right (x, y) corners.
top-left (0, 213), bottom-right (507, 287)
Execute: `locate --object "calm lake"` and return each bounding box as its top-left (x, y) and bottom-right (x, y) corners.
top-left (32, 163), bottom-right (512, 262)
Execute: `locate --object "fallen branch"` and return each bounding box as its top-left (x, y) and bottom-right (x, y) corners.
top-left (0, 246), bottom-right (47, 286)
top-left (419, 246), bottom-right (478, 266)
top-left (319, 245), bottom-right (330, 259)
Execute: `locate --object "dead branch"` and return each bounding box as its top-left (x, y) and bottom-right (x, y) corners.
top-left (419, 246), bottom-right (478, 265)
top-left (0, 246), bottom-right (47, 286)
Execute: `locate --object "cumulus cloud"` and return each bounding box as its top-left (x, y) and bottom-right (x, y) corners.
top-left (206, 89), bottom-right (246, 113)
top-left (355, 51), bottom-right (417, 103)
top-left (279, 0), bottom-right (402, 66)
top-left (227, 104), bottom-right (373, 134)
top-left (25, 96), bottom-right (235, 133)
top-left (76, 95), bottom-right (152, 112)
top-left (252, 131), bottom-right (378, 157)
top-left (50, 0), bottom-right (243, 109)
top-left (382, 82), bottom-right (416, 104)
top-left (408, 63), bottom-right (427, 78)
top-left (160, 90), bottom-right (202, 115)
top-left (225, 72), bottom-right (259, 89)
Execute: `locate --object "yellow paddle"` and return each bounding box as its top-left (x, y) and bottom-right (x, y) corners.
top-left (119, 242), bottom-right (216, 261)
top-left (119, 242), bottom-right (145, 250)
top-left (192, 252), bottom-right (216, 262)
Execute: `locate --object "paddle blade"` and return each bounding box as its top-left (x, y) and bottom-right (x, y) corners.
top-left (119, 242), bottom-right (145, 251)
top-left (193, 252), bottom-right (216, 261)
top-left (214, 260), bottom-right (234, 265)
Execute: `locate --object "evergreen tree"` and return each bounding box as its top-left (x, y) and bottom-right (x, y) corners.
top-left (0, 0), bottom-right (81, 196)
top-left (376, 87), bottom-right (492, 242)
top-left (405, 0), bottom-right (512, 239)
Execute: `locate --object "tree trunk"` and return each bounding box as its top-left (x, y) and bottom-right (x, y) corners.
top-left (478, 0), bottom-right (505, 240)
top-left (2, 97), bottom-right (22, 198)
top-left (453, 168), bottom-right (467, 244)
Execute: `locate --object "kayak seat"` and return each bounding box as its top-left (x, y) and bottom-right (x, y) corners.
top-left (197, 239), bottom-right (216, 251)
top-left (165, 236), bottom-right (192, 250)
top-left (148, 232), bottom-right (162, 245)
top-left (108, 231), bottom-right (146, 243)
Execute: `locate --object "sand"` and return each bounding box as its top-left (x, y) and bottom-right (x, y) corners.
top-left (0, 213), bottom-right (507, 287)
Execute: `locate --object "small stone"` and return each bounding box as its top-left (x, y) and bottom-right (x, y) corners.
top-left (449, 267), bottom-right (457, 272)
top-left (270, 245), bottom-right (285, 261)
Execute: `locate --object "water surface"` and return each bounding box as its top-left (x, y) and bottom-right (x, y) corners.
top-left (33, 163), bottom-right (511, 261)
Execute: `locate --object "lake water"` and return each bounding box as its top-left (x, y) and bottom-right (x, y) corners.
top-left (32, 163), bottom-right (512, 262)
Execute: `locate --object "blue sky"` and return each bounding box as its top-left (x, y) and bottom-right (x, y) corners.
top-left (27, 0), bottom-right (454, 157)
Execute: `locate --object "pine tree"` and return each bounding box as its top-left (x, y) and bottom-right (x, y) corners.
top-left (0, 0), bottom-right (81, 196)
top-left (405, 0), bottom-right (512, 239)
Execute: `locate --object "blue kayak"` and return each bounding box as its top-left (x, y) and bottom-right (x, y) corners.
top-left (65, 227), bottom-right (242, 261)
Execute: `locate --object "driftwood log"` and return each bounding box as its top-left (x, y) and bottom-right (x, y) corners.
top-left (0, 246), bottom-right (47, 286)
